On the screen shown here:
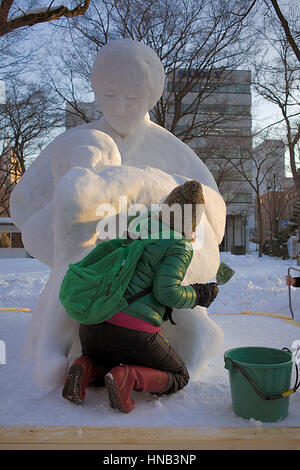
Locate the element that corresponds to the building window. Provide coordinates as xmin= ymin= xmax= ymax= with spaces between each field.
xmin=205 ymin=127 xmax=251 ymax=137
xmin=168 ymin=103 xmax=251 ymax=115
xmin=167 ymin=81 xmax=250 ymax=94
xmin=0 ymin=232 xmax=10 ymax=247
xmin=0 ymin=232 xmax=23 ymax=248
xmin=212 ymin=169 xmax=252 ymax=181
xmin=174 ymin=124 xmax=251 ymax=137
xmin=222 ymin=192 xmax=252 ymax=203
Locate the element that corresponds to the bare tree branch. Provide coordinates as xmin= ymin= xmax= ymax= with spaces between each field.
xmin=269 ymin=0 xmax=300 ymax=62
xmin=0 ymin=0 xmax=90 ymax=37
xmin=0 ymin=79 xmax=63 ymax=182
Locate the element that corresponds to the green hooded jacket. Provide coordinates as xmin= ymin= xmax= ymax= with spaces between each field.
xmin=122 ymin=215 xmax=197 ymax=326
xmin=59 ymin=213 xmax=197 ymax=326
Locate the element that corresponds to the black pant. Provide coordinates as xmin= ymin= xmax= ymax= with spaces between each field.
xmin=79 ymin=322 xmax=189 ymax=394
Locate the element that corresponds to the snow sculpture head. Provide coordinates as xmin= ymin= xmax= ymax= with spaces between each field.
xmin=91 ymin=39 xmax=165 ymax=136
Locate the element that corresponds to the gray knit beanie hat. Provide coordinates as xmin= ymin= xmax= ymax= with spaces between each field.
xmin=159 ymin=180 xmax=205 ymax=238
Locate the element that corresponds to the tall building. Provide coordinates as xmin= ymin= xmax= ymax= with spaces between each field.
xmin=259 ymin=177 xmax=299 ymax=240
xmin=253 ymin=140 xmax=286 ymax=241
xmin=164 ymin=69 xmax=252 ymax=251
xmin=253 ymin=140 xmax=285 ymax=194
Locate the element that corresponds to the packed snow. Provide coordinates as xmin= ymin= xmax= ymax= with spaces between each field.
xmin=0 ymin=247 xmax=299 ymax=428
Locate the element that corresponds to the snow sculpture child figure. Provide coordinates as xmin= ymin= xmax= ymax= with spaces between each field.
xmin=62 ymin=181 xmax=219 ymax=412
xmin=10 ymin=39 xmax=226 ymax=390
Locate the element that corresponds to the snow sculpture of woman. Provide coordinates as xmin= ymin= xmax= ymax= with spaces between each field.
xmin=10 ymin=39 xmax=226 ymax=390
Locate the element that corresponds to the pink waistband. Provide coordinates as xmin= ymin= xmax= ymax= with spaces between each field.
xmin=107 ymin=311 xmax=161 ymax=333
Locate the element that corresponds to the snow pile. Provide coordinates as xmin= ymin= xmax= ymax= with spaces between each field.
xmin=0 ymin=251 xmax=299 ymax=428
xmin=210 ymin=248 xmax=300 ymax=317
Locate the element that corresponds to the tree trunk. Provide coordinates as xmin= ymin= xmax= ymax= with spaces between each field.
xmin=257 ymin=199 xmax=264 ymax=257
xmin=288 ymin=139 xmax=300 ymax=233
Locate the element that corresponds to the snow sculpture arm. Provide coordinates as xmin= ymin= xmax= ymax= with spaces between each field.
xmin=50 ymin=130 xmax=121 ymax=184
xmin=9 ymin=129 xmax=121 ymax=267
xmin=10 ymin=128 xmax=121 ymax=229
xmin=10 ymin=144 xmax=54 ymax=230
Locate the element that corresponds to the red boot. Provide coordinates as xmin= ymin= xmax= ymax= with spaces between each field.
xmin=104 ymin=364 xmax=170 ymax=413
xmin=62 ymin=356 xmax=106 ymax=404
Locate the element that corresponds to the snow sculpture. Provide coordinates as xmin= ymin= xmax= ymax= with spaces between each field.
xmin=10 ymin=39 xmax=226 ymax=390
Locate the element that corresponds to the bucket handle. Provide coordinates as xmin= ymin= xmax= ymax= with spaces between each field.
xmin=224 ymin=348 xmax=300 ymax=401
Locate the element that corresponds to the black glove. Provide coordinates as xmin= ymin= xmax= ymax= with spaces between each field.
xmin=191 ymin=282 xmax=219 ymax=308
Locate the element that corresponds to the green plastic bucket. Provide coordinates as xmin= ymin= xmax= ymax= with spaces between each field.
xmin=224 ymin=347 xmax=294 ymax=422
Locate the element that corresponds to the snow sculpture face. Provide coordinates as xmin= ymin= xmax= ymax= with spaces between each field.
xmin=91 ymin=40 xmax=165 ymax=136
xmin=96 ymin=62 xmax=150 ymax=137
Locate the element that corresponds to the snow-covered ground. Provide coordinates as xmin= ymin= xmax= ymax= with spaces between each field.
xmin=0 ymin=248 xmax=299 ymax=428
